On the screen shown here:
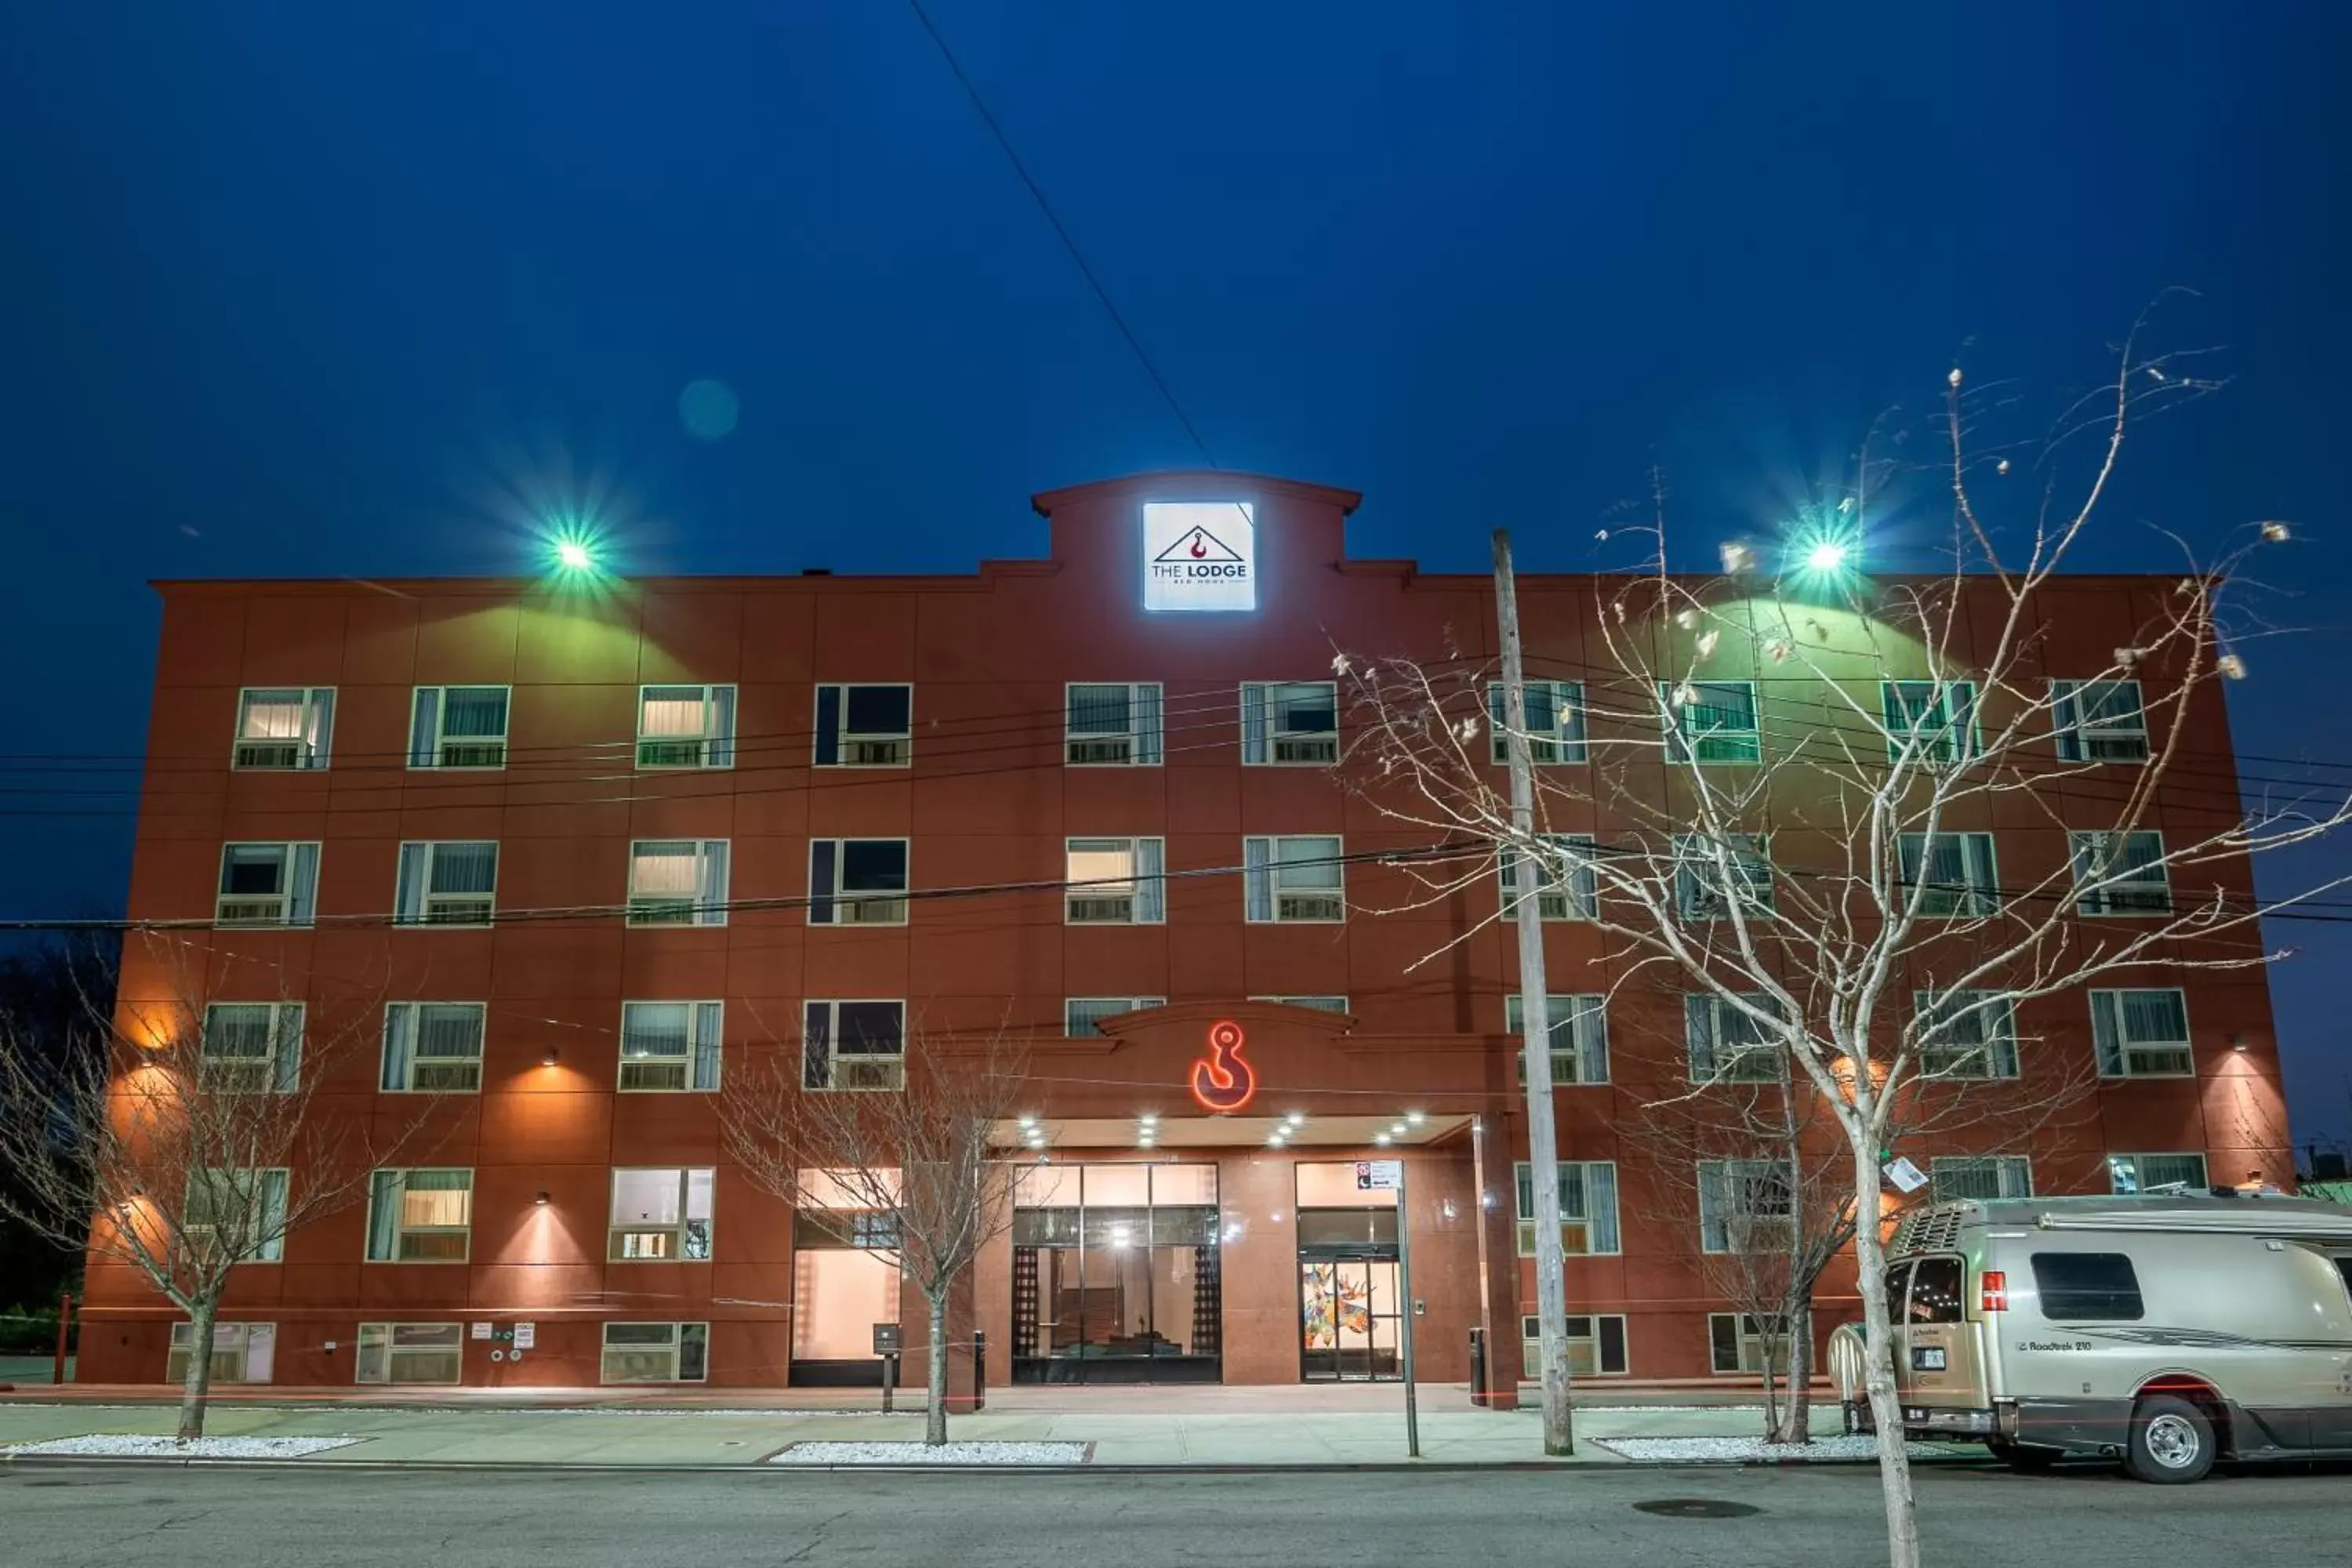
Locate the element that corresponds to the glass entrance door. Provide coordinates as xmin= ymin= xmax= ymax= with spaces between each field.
xmin=1010 ymin=1163 xmax=1222 ymax=1385
xmin=1300 ymin=1257 xmax=1402 ymax=1381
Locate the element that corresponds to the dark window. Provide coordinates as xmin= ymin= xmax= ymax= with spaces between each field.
xmin=2332 ymin=1257 xmax=2351 ymax=1301
xmin=837 ymin=1002 xmax=904 ymax=1056
xmin=1884 ymin=1261 xmax=1912 ymax=1325
xmin=844 ymin=684 xmax=910 ymax=735
xmin=793 ymin=1210 xmax=899 ymax=1249
xmin=2030 ymin=1251 xmax=2144 ymax=1321
xmin=841 ymin=840 xmax=907 ymax=891
xmin=1907 ymin=1257 xmax=1965 ymax=1324
xmin=1595 ymin=1315 xmax=1628 ymax=1375
xmin=1296 ymin=1209 xmax=1399 ymax=1250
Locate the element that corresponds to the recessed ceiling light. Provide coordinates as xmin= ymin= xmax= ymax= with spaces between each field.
xmin=1404 ymin=1111 xmax=1425 ymax=1126
xmin=1373 ymin=1134 xmax=1392 ymax=1146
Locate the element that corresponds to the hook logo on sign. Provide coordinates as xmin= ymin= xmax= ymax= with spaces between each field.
xmin=1143 ymin=502 xmax=1257 ymax=612
xmin=1189 ymin=1019 xmax=1257 ymax=1112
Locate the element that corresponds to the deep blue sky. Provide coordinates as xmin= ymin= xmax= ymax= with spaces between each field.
xmin=4 ymin=3 xmax=2349 ymax=1144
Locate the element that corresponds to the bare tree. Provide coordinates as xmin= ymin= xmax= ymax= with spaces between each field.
xmin=721 ymin=1019 xmax=1028 ymax=1446
xmin=0 ymin=933 xmax=434 ymax=1440
xmin=1340 ymin=311 xmax=2340 ymax=1567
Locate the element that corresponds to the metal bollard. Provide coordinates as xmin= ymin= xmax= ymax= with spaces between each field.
xmin=973 ymin=1330 xmax=987 ymax=1412
xmin=1468 ymin=1327 xmax=1488 ymax=1408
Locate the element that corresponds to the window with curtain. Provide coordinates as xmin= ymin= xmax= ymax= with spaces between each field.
xmin=1064 ymin=997 xmax=1167 ymax=1036
xmin=608 ymin=1168 xmax=715 ymax=1261
xmin=636 ymin=684 xmax=736 ymax=768
xmin=2053 ymin=679 xmax=2150 ymax=762
xmin=2089 ymin=988 xmax=2193 ymax=1076
xmin=1912 ymin=990 xmax=2020 ymax=1079
xmin=216 ymin=841 xmax=320 ymax=927
xmin=1486 ymin=680 xmax=1588 ymax=765
xmin=1898 ymin=833 xmax=2000 ymax=917
xmin=1512 ymin=1160 xmax=1621 ymax=1254
xmin=408 ymin=685 xmax=511 ymax=768
xmin=394 ymin=841 xmax=498 ymax=926
xmin=1064 ymin=837 xmax=1165 ymax=924
xmin=366 ymin=1169 xmax=474 ymax=1261
xmin=1243 ymin=834 xmax=1345 ymax=922
xmin=185 ymin=1167 xmax=290 ymax=1262
xmin=2107 ymin=1152 xmax=2209 ymax=1195
xmin=618 ymin=1000 xmax=723 ymax=1091
xmin=380 ymin=1002 xmax=485 ymax=1092
xmin=1661 ymin=680 xmax=1761 ymax=764
xmin=1685 ymin=993 xmax=1784 ymax=1083
xmin=1501 ymin=835 xmax=1599 ymax=920
xmin=233 ymin=687 xmax=334 ymax=769
xmin=1505 ymin=993 xmax=1610 ymax=1083
xmin=1930 ymin=1156 xmax=2033 ymax=1202
xmin=1674 ymin=833 xmax=1774 ymax=919
xmin=199 ymin=1002 xmax=303 ymax=1093
xmin=1881 ymin=681 xmax=1978 ymax=764
xmin=1697 ymin=1160 xmax=1794 ymax=1253
xmin=1066 ymin=682 xmax=1164 ymax=765
xmin=1240 ymin=681 xmax=1338 ymax=764
xmin=626 ymin=840 xmax=730 ymax=927
xmin=2070 ymin=830 xmax=2172 ymax=916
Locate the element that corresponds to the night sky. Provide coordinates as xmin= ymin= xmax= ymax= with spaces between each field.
xmin=4 ymin=3 xmax=2348 ymax=1145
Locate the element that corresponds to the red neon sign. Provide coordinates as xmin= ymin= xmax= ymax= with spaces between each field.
xmin=1189 ymin=1019 xmax=1257 ymax=1112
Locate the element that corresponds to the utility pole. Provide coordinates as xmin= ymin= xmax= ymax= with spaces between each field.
xmin=1493 ymin=528 xmax=1573 ymax=1456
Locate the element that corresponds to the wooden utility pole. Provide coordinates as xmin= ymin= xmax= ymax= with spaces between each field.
xmin=1493 ymin=528 xmax=1574 ymax=1455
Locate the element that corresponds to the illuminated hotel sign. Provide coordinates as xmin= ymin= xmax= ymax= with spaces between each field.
xmin=1143 ymin=501 xmax=1257 ymax=612
xmin=1189 ymin=1020 xmax=1257 ymax=1112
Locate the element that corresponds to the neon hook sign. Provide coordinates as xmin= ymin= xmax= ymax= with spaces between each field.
xmin=1189 ymin=1019 xmax=1257 ymax=1112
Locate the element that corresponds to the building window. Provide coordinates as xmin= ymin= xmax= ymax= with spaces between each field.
xmin=814 ymin=683 xmax=911 ymax=767
xmin=1487 ymin=680 xmax=1586 ymax=765
xmin=2070 ymin=831 xmax=2171 ymax=916
xmin=2089 ymin=989 xmax=2193 ymax=1077
xmin=637 ymin=684 xmax=736 ymax=768
xmin=609 ymin=1167 xmax=715 ymax=1261
xmin=1662 ymin=680 xmax=1761 ymax=764
xmin=2109 ymin=1152 xmax=2209 ymax=1195
xmin=408 ymin=685 xmax=510 ymax=770
xmin=1067 ymin=682 xmax=1164 ymax=765
xmin=1698 ymin=1160 xmax=1793 ymax=1254
xmin=1882 ymin=681 xmax=1978 ymax=764
xmin=1897 ymin=833 xmax=1999 ymax=918
xmin=1505 ymin=994 xmax=1610 ymax=1084
xmin=215 ymin=842 xmax=320 ymax=927
xmin=1913 ymin=990 xmax=2019 ymax=1079
xmin=232 ymin=687 xmax=334 ymax=770
xmin=394 ymin=841 xmax=498 ymax=927
xmin=380 ymin=1002 xmax=486 ymax=1093
xmin=199 ymin=1002 xmax=303 ymax=1093
xmin=602 ymin=1322 xmax=710 ymax=1384
xmin=619 ymin=1000 xmax=723 ymax=1091
xmin=355 ymin=1322 xmax=463 ymax=1385
xmin=1240 ymin=681 xmax=1338 ymax=765
xmin=808 ymin=839 xmax=909 ymax=925
xmin=2053 ymin=679 xmax=2149 ymax=763
xmin=365 ymin=1169 xmax=474 ymax=1261
xmin=1523 ymin=1313 xmax=1628 ymax=1378
xmin=1674 ymin=833 xmax=1773 ymax=920
xmin=1243 ymin=834 xmax=1345 ymax=923
xmin=1251 ymin=995 xmax=1350 ymax=1014
xmin=1686 ymin=995 xmax=1784 ymax=1084
xmin=1065 ymin=837 xmax=1166 ymax=924
xmin=1708 ymin=1313 xmax=1791 ymax=1375
xmin=1512 ymin=1160 xmax=1621 ymax=1255
xmin=803 ymin=1000 xmax=906 ymax=1091
xmin=1931 ymin=1156 xmax=2033 ymax=1202
xmin=626 ymin=839 xmax=730 ymax=927
xmin=168 ymin=1321 xmax=274 ymax=1385
xmin=185 ymin=1167 xmax=289 ymax=1262
xmin=1501 ymin=835 xmax=1598 ymax=921
xmin=1065 ymin=996 xmax=1167 ymax=1036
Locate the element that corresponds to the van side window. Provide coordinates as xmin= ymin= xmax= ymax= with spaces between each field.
xmin=2030 ymin=1251 xmax=2144 ymax=1321
xmin=1884 ymin=1261 xmax=1911 ymax=1324
xmin=1907 ymin=1258 xmax=1965 ymax=1323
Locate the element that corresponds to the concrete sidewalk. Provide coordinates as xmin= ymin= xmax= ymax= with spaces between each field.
xmin=0 ymin=1390 xmax=1968 ymax=1468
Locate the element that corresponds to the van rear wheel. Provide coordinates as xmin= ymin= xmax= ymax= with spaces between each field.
xmin=1986 ymin=1437 xmax=2057 ymax=1472
xmin=2125 ymin=1395 xmax=2216 ymax=1484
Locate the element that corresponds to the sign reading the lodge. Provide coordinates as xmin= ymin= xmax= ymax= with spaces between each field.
xmin=1143 ymin=500 xmax=1257 ymax=612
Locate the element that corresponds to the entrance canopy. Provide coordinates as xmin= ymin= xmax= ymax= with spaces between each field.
xmin=996 ymin=1112 xmax=1472 ymax=1153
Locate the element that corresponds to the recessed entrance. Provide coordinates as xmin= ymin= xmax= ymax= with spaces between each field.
xmin=1011 ymin=1163 xmax=1222 ymax=1385
xmin=1295 ymin=1161 xmax=1403 ymax=1383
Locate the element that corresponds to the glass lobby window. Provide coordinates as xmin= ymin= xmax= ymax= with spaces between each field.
xmin=232 ymin=687 xmax=334 ymax=769
xmin=1011 ymin=1163 xmax=1221 ymax=1385
xmin=791 ymin=1167 xmax=901 ymax=1386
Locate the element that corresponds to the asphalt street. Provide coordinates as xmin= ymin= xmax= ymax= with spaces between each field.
xmin=3 ymin=1464 xmax=2347 ymax=1567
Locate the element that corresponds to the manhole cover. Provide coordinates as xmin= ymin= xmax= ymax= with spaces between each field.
xmin=1633 ymin=1498 xmax=1762 ymax=1519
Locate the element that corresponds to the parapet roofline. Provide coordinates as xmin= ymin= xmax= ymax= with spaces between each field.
xmin=1029 ymin=469 xmax=1363 ymax=517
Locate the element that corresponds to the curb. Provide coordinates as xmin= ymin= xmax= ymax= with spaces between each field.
xmin=0 ymin=1452 xmax=1990 ymax=1477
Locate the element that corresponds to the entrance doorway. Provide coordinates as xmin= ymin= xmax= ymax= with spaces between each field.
xmin=1299 ymin=1256 xmax=1402 ymax=1381
xmin=1294 ymin=1162 xmax=1405 ymax=1383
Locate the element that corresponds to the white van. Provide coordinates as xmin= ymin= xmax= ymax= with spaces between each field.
xmin=1881 ymin=1193 xmax=2352 ymax=1482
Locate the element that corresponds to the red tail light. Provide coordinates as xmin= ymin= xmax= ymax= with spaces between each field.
xmin=1980 ymin=1270 xmax=2008 ymax=1312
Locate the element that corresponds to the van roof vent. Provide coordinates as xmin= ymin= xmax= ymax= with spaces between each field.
xmin=1893 ymin=1204 xmax=1965 ymax=1257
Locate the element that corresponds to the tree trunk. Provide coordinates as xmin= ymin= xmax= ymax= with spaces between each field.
xmin=924 ymin=1291 xmax=949 ymax=1447
xmin=1850 ymin=1145 xmax=1920 ymax=1568
xmin=177 ymin=1296 xmax=218 ymax=1443
xmin=1779 ymin=1300 xmax=1814 ymax=1446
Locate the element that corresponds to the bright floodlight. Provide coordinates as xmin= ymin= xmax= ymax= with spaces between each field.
xmin=557 ymin=539 xmax=595 ymax=571
xmin=1806 ymin=540 xmax=1848 ymax=571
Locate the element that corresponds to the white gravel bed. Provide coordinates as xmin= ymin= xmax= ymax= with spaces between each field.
xmin=2 ymin=1434 xmax=362 ymax=1458
xmin=771 ymin=1439 xmax=1089 ymax=1466
xmin=1595 ymin=1434 xmax=1950 ymax=1463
